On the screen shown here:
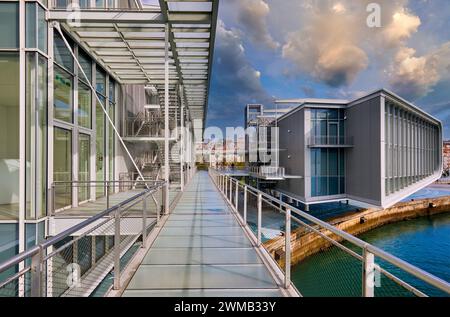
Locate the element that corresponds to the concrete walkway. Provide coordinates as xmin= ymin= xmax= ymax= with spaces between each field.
xmin=122 ymin=171 xmax=283 ymax=297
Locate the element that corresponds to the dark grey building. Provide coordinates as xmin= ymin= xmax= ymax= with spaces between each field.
xmin=247 ymin=89 xmax=443 ymax=208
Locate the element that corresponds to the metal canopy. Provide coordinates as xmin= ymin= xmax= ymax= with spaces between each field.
xmin=48 ymin=0 xmax=219 ymax=135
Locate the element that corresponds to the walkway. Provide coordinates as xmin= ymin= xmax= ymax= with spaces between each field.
xmin=122 ymin=171 xmax=284 ymax=297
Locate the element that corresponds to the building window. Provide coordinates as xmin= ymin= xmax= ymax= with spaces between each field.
xmin=54 ymin=128 xmax=72 ymax=210
xmin=0 ymin=2 xmax=19 ymax=49
xmin=0 ymin=53 xmax=20 ymax=220
xmin=54 ymin=66 xmax=73 ymax=123
xmin=311 ymin=109 xmax=346 ymax=145
xmin=78 ymin=81 xmax=92 ymax=129
xmin=26 ymin=3 xmax=47 ymax=53
xmin=78 ymin=50 xmax=92 ymax=83
xmin=26 ymin=53 xmax=48 ymax=220
xmin=78 ymin=134 xmax=90 ymax=203
xmin=96 ymin=68 xmax=106 ymax=95
xmin=96 ymin=97 xmax=105 ymax=198
xmin=54 ymin=32 xmax=74 ymax=72
xmin=384 ymin=101 xmax=440 ymax=196
xmin=311 ymin=148 xmax=345 ymax=197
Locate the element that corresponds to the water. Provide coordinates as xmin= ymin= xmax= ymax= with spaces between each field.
xmin=291 ymin=212 xmax=450 ymax=297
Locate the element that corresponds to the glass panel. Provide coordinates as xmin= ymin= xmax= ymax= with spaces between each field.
xmin=26 ymin=3 xmax=37 ymax=48
xmin=37 ymin=5 xmax=47 ymax=54
xmin=78 ymin=81 xmax=91 ymax=129
xmin=109 ymin=79 xmax=115 ymax=102
xmin=96 ymin=0 xmax=105 ymax=8
xmin=95 ymin=236 xmax=105 ymax=262
xmin=109 ymin=102 xmax=115 ymax=181
xmin=77 ymin=236 xmax=92 ymax=276
xmin=78 ymin=134 xmax=90 ymax=203
xmin=26 ymin=53 xmax=48 ymax=220
xmin=0 ymin=224 xmax=19 ymax=287
xmin=96 ymin=68 xmax=106 ymax=95
xmin=0 ymin=53 xmax=20 ymax=220
xmin=0 ymin=2 xmax=19 ymax=48
xmin=54 ymin=66 xmax=73 ymax=123
xmin=96 ymin=98 xmax=105 ymax=198
xmin=54 ymin=128 xmax=72 ymax=210
xmin=79 ymin=0 xmax=90 ymax=9
xmin=54 ymin=32 xmax=73 ymax=72
xmin=78 ymin=50 xmax=92 ymax=83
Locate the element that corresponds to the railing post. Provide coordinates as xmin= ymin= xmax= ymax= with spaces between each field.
xmin=243 ymin=186 xmax=248 ymax=225
xmin=225 ymin=176 xmax=228 ymax=199
xmin=363 ymin=248 xmax=375 ymax=297
xmin=30 ymin=246 xmax=43 ymax=297
xmin=235 ymin=181 xmax=239 ymax=209
xmin=163 ymin=183 xmax=169 ymax=215
xmin=142 ymin=196 xmax=147 ymax=249
xmin=285 ymin=208 xmax=291 ymax=289
xmin=257 ymin=193 xmax=262 ymax=246
xmin=113 ymin=207 xmax=121 ymax=290
xmin=229 ymin=178 xmax=233 ymax=201
xmin=106 ymin=181 xmax=110 ymax=209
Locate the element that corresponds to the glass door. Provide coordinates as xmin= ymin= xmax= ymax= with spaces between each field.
xmin=328 ymin=122 xmax=338 ymax=145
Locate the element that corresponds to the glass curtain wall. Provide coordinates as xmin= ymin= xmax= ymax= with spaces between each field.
xmin=26 ymin=53 xmax=48 ymax=219
xmin=0 ymin=2 xmax=19 ymax=222
xmin=78 ymin=134 xmax=90 ymax=203
xmin=311 ymin=148 xmax=345 ymax=197
xmin=53 ymin=128 xmax=72 ymax=210
xmin=384 ymin=101 xmax=441 ymax=196
xmin=95 ymin=68 xmax=106 ymax=198
xmin=109 ymin=80 xmax=116 ymax=183
xmin=311 ymin=109 xmax=345 ymax=145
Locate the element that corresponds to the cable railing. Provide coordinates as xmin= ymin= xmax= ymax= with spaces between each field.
xmin=0 ymin=181 xmax=167 ymax=297
xmin=209 ymin=169 xmax=450 ymax=297
xmin=249 ymin=166 xmax=285 ymax=179
xmin=49 ymin=180 xmax=165 ymax=216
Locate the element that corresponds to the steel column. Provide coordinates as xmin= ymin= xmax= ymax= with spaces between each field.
xmin=142 ymin=196 xmax=147 ymax=248
xmin=164 ymin=23 xmax=170 ymax=214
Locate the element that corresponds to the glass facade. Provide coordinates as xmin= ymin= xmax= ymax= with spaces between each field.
xmin=54 ymin=128 xmax=72 ymax=210
xmin=78 ymin=81 xmax=92 ymax=129
xmin=311 ymin=148 xmax=345 ymax=197
xmin=26 ymin=53 xmax=48 ymax=219
xmin=0 ymin=53 xmax=20 ymax=220
xmin=310 ymin=109 xmax=345 ymax=145
xmin=0 ymin=2 xmax=19 ymax=48
xmin=26 ymin=2 xmax=47 ymax=54
xmin=96 ymin=98 xmax=105 ymax=198
xmin=54 ymin=66 xmax=73 ymax=123
xmin=384 ymin=101 xmax=441 ymax=196
xmin=78 ymin=134 xmax=90 ymax=203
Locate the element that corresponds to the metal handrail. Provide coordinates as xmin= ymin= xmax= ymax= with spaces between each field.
xmin=210 ymin=169 xmax=450 ymax=296
xmin=0 ymin=181 xmax=166 ymax=278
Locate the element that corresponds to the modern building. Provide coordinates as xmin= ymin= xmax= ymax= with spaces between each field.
xmin=246 ymin=89 xmax=443 ymax=209
xmin=0 ymin=0 xmax=218 ymax=280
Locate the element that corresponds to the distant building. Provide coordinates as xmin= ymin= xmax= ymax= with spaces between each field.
xmin=245 ymin=89 xmax=443 ymax=209
xmin=443 ymin=141 xmax=450 ymax=173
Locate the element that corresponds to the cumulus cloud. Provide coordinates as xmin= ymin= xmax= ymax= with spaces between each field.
xmin=282 ymin=5 xmax=369 ymax=87
xmin=235 ymin=0 xmax=279 ymax=50
xmin=389 ymin=43 xmax=450 ymax=99
xmin=382 ymin=10 xmax=421 ymax=47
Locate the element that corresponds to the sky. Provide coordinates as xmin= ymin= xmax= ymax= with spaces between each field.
xmin=205 ymin=0 xmax=450 ymax=138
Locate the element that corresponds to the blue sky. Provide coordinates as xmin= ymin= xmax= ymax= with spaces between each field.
xmin=206 ymin=0 xmax=450 ymax=138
